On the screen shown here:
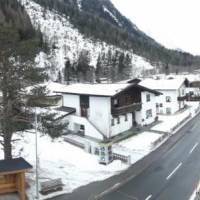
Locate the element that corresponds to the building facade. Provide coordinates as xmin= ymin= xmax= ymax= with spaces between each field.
xmin=140 ymin=78 xmax=187 ymax=115
xmin=54 ymin=83 xmax=160 ymax=141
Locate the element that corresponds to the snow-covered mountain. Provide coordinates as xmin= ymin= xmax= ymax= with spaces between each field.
xmin=18 ymin=0 xmax=156 ymax=81
xmin=17 ymin=0 xmax=200 ymax=81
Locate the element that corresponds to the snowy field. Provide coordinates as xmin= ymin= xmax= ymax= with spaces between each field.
xmin=151 ymin=102 xmax=200 ymax=133
xmin=0 ymin=132 xmax=127 ymax=199
xmin=0 ymin=131 xmax=164 ymax=199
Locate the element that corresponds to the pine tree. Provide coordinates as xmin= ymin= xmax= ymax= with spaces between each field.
xmin=57 ymin=71 xmax=62 ymax=83
xmin=95 ymin=54 xmax=102 ymax=83
xmin=0 ymin=1 xmax=47 ymax=159
xmin=64 ymin=60 xmax=71 ymax=85
xmin=77 ymin=50 xmax=90 ymax=82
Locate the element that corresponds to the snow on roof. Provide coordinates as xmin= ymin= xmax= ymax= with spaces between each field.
xmin=166 ymin=74 xmax=200 ymax=82
xmin=34 ymin=106 xmax=74 ymax=120
xmin=139 ymin=78 xmax=185 ymax=90
xmin=53 ymin=83 xmax=131 ymax=96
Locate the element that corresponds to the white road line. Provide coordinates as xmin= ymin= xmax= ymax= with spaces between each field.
xmin=145 ymin=194 xmax=152 ymax=200
xmin=166 ymin=162 xmax=182 ymax=180
xmin=189 ymin=142 xmax=199 ymax=154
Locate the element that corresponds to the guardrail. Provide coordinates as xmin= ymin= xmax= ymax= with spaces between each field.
xmin=151 ymin=133 xmax=170 ymax=148
xmin=112 ymin=153 xmax=131 ymax=164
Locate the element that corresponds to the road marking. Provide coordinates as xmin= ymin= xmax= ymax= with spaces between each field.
xmin=145 ymin=194 xmax=152 ymax=200
xmin=189 ymin=142 xmax=199 ymax=154
xmin=166 ymin=162 xmax=182 ymax=180
xmin=116 ymin=191 xmax=138 ymax=199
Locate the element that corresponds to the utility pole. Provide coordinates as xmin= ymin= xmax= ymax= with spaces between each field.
xmin=35 ymin=107 xmax=39 ymax=200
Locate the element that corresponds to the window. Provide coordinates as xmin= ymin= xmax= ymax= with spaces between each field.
xmin=146 ymin=109 xmax=152 ymax=119
xmin=124 ymin=114 xmax=128 ymax=121
xmin=95 ymin=148 xmax=100 ymax=155
xmin=114 ymin=98 xmax=119 ymax=106
xmin=166 ymin=107 xmax=171 ymax=114
xmin=160 ymin=103 xmax=163 ymax=107
xmin=156 ymin=103 xmax=159 ymax=108
xmin=111 ymin=118 xmax=115 ymax=126
xmin=166 ymin=96 xmax=171 ymax=102
xmin=117 ymin=116 xmax=120 ymax=124
xmin=146 ymin=94 xmax=151 ymax=102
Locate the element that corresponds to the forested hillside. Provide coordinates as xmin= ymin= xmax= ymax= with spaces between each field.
xmin=0 ymin=0 xmax=44 ymax=60
xmin=32 ymin=0 xmax=200 ymax=69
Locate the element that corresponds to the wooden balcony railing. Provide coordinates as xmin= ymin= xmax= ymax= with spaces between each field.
xmin=111 ymin=103 xmax=142 ymax=116
xmin=177 ymin=96 xmax=187 ymax=101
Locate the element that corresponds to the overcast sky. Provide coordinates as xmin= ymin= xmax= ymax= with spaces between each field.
xmin=111 ymin=0 xmax=200 ymax=55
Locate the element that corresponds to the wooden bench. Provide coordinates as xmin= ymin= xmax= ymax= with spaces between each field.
xmin=40 ymin=178 xmax=63 ymax=195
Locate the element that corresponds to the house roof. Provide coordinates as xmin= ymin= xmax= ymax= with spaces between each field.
xmin=34 ymin=106 xmax=75 ymax=120
xmin=53 ymin=83 xmax=162 ymax=97
xmin=139 ymin=78 xmax=186 ymax=90
xmin=53 ymin=83 xmax=131 ymax=97
xmin=0 ymin=157 xmax=32 ymax=174
xmin=54 ymin=106 xmax=76 ymax=120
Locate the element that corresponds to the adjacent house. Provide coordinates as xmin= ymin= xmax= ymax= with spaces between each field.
xmin=54 ymin=83 xmax=161 ymax=141
xmin=139 ymin=78 xmax=187 ymax=114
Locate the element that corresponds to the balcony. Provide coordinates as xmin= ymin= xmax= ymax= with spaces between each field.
xmin=111 ymin=103 xmax=142 ymax=116
xmin=177 ymin=96 xmax=187 ymax=101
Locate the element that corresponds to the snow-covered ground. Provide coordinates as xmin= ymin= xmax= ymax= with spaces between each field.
xmin=151 ymin=102 xmax=200 ymax=133
xmin=18 ymin=0 xmax=155 ymax=80
xmin=0 ymin=132 xmax=127 ymax=199
xmin=0 ymin=100 xmax=199 ymax=198
xmin=0 ymin=130 xmax=163 ymax=198
xmin=113 ymin=131 xmax=163 ymax=164
xmin=118 ymin=131 xmax=161 ymax=152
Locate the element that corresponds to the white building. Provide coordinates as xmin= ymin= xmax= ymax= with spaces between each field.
xmin=139 ymin=78 xmax=187 ymax=114
xmin=54 ymin=83 xmax=160 ymax=141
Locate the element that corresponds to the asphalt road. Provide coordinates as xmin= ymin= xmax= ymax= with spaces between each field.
xmin=101 ymin=116 xmax=200 ymax=200
xmin=48 ymin=114 xmax=200 ymax=200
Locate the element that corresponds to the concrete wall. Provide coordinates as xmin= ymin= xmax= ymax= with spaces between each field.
xmin=110 ymin=113 xmax=132 ymax=137
xmin=67 ymin=115 xmax=104 ymax=141
xmin=135 ymin=91 xmax=157 ymax=126
xmin=63 ymin=94 xmax=80 ymax=115
xmin=89 ymin=96 xmax=111 ymax=138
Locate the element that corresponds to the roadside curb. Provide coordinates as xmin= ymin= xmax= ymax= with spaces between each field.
xmin=189 ymin=180 xmax=200 ymax=200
